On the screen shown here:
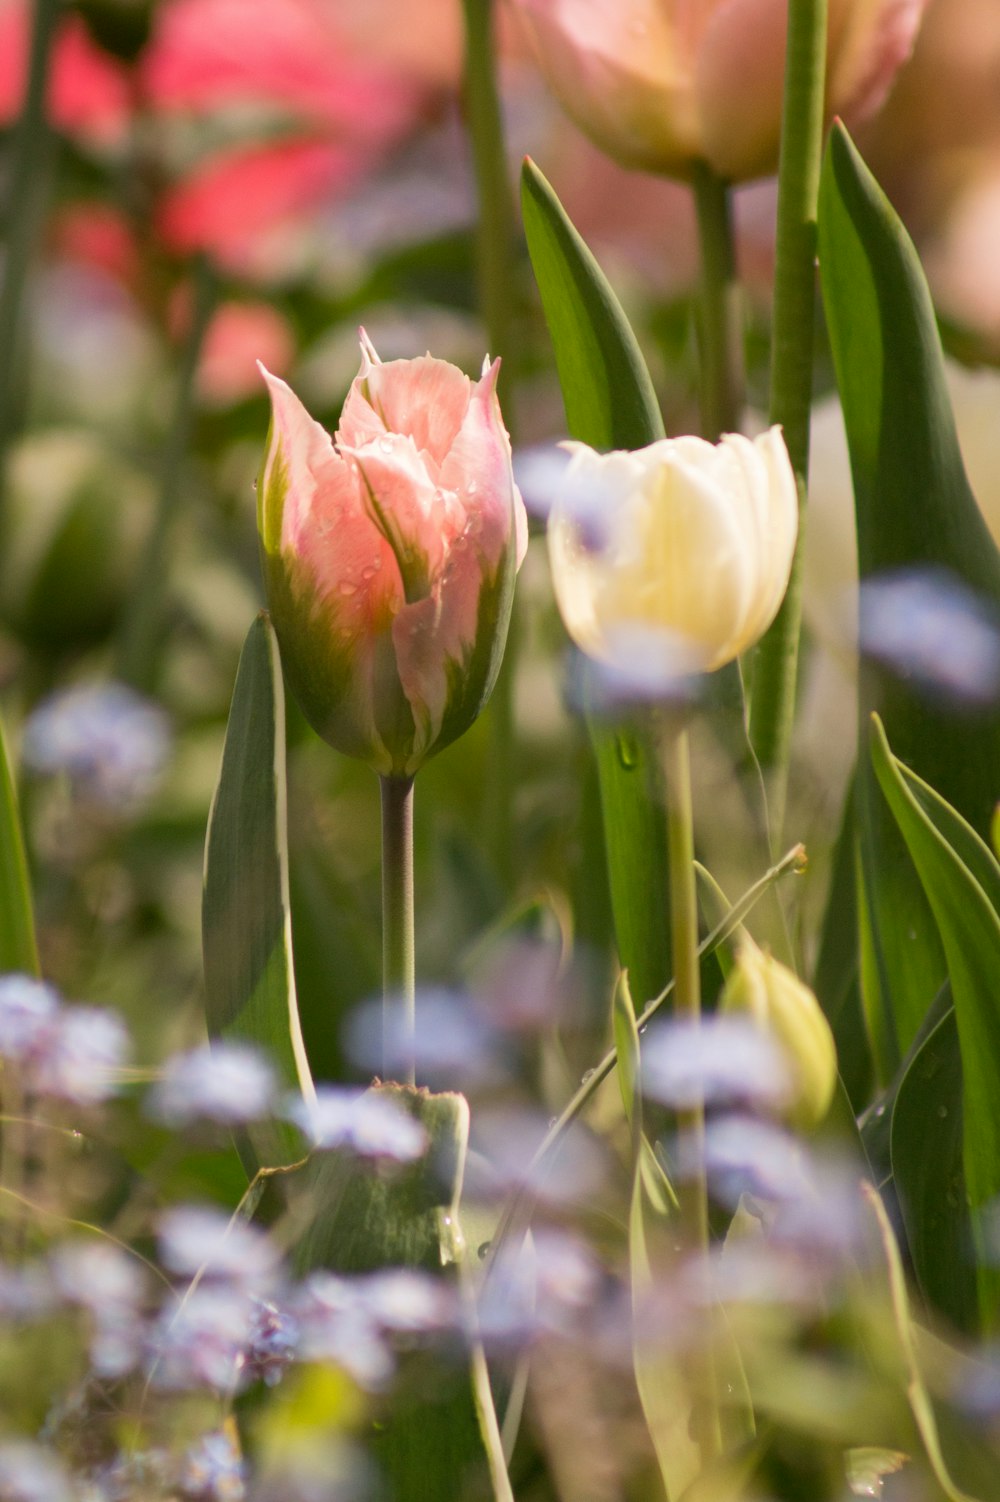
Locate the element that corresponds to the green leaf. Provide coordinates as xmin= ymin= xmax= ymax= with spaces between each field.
xmin=813 ymin=777 xmax=872 ymax=1111
xmin=818 ymin=123 xmax=1000 ymax=1082
xmin=890 ymin=1007 xmax=976 ymax=1335
xmin=297 ymin=1086 xmax=507 ymax=1502
xmin=203 ymin=613 xmax=313 ymax=1170
xmin=521 ymin=159 xmax=671 ymax=1005
xmin=0 ymin=717 xmax=39 ymax=976
xmin=870 ymin=715 xmax=1000 ymax=1328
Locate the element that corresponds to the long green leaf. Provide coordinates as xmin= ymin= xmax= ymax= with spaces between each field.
xmin=0 ymin=717 xmax=39 ymax=976
xmin=521 ymin=158 xmax=671 ymax=1005
xmin=890 ymin=1007 xmax=976 ymax=1335
xmin=203 ymin=613 xmax=313 ymax=1168
xmin=818 ymin=123 xmax=1000 ymax=1081
xmin=870 ymin=715 xmax=1000 ymax=1329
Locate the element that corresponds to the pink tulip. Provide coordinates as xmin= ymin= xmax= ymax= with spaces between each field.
xmin=0 ymin=1 xmax=130 ymax=147
xmin=509 ymin=0 xmax=930 ymax=181
xmin=257 ymin=335 xmax=528 ymax=775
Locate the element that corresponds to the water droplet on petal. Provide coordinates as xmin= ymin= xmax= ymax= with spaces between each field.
xmin=466 ymin=480 xmax=478 ymax=496
xmin=338 ymin=580 xmax=358 ymax=597
xmin=938 ymin=1105 xmax=949 ymax=1119
xmin=378 ymin=437 xmax=393 ymax=455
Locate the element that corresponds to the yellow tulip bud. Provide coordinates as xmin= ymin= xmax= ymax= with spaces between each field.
xmin=720 ymin=940 xmax=837 ymax=1131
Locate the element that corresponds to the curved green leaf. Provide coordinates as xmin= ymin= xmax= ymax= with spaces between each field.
xmin=203 ymin=613 xmax=313 ymax=1169
xmin=0 ymin=717 xmax=39 ymax=976
xmin=818 ymin=122 xmax=1000 ymax=1079
xmin=521 ymin=159 xmax=671 ymax=1005
xmin=870 ymin=715 xmax=1000 ymax=1329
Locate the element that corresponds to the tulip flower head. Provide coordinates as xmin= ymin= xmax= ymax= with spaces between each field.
xmin=510 ymin=0 xmax=929 ymax=181
xmin=257 ymin=334 xmax=527 ymax=775
xmin=547 ymin=427 xmax=797 ymax=689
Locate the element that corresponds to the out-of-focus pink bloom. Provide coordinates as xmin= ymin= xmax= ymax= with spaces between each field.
xmin=49 ymin=203 xmax=141 ymax=289
xmin=197 ymin=301 xmax=295 ymax=406
xmin=0 ymin=0 xmax=130 ymax=146
xmin=509 ymin=0 xmax=930 ymax=181
xmin=257 ymin=333 xmax=528 ymax=775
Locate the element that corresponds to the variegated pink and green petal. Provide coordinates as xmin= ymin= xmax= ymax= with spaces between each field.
xmin=339 ymin=345 xmax=478 ymax=468
xmin=438 ymin=358 xmax=529 ymax=571
xmin=345 ymin=434 xmax=465 ymax=604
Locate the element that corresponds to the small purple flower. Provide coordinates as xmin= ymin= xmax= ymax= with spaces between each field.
xmin=157 ymin=1206 xmax=281 ymax=1293
xmin=245 ymin=1298 xmax=298 ymax=1388
xmin=0 ymin=975 xmax=60 ymax=1064
xmin=641 ymin=1015 xmax=793 ymax=1116
xmin=356 ymin=1269 xmax=456 ymax=1336
xmin=49 ymin=1240 xmax=147 ymax=1378
xmin=0 ymin=1442 xmax=73 ymax=1502
xmin=22 ymin=681 xmax=171 ymax=813
xmin=292 ymin=1274 xmax=393 ymax=1389
xmin=0 ymin=1260 xmax=54 ymax=1322
xmin=148 ymin=1043 xmax=277 ymax=1128
xmin=34 ymin=1005 xmax=129 ymax=1104
xmin=147 ymin=1285 xmax=252 ymax=1392
xmin=179 ymin=1430 xmax=246 ymax=1502
xmin=287 ymin=1087 xmax=427 ymax=1163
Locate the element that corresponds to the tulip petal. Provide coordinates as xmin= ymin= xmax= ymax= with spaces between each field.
xmin=696 ymin=0 xmax=789 ymax=181
xmin=826 ymin=0 xmax=928 ymax=127
xmin=347 ymin=434 xmax=464 ymax=602
xmin=339 ymin=347 xmax=476 ymax=473
xmin=439 ymin=360 xmax=528 ymax=571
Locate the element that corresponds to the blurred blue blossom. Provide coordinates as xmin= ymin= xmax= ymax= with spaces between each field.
xmin=293 ymin=1273 xmax=394 ymax=1389
xmin=344 ymin=989 xmax=505 ymax=1089
xmin=478 ymin=1229 xmax=602 ymax=1348
xmin=859 ymin=567 xmax=1000 ymax=706
xmin=157 ymin=1206 xmax=281 ymax=1293
xmin=0 ymin=975 xmax=60 ymax=1064
xmin=35 ymin=1005 xmax=129 ymax=1104
xmin=50 ymin=1239 xmax=147 ymax=1378
xmin=22 ymin=681 xmax=171 ymax=813
xmin=148 ymin=1043 xmax=277 ymax=1128
xmin=287 ymin=1087 xmax=427 ymax=1161
xmin=147 ymin=1284 xmax=253 ymax=1392
xmin=179 ymin=1430 xmax=246 ymax=1502
xmin=677 ymin=1114 xmax=810 ymax=1206
xmin=0 ymin=1260 xmax=53 ymax=1322
xmin=0 ymin=1442 xmax=73 ymax=1502
xmin=465 ymin=1108 xmax=606 ymax=1207
xmin=642 ymin=1016 xmax=793 ymax=1116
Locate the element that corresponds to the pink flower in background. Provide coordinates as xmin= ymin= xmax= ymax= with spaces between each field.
xmin=0 ymin=0 xmax=130 ymax=145
xmin=197 ymin=301 xmax=294 ymax=406
xmin=509 ymin=0 xmax=930 ymax=181
xmin=257 ymin=333 xmax=528 ymax=775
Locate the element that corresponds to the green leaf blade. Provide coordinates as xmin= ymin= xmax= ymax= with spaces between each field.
xmin=0 ymin=717 xmax=39 ymax=976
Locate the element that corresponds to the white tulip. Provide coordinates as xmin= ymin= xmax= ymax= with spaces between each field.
xmin=547 ymin=427 xmax=798 ymax=680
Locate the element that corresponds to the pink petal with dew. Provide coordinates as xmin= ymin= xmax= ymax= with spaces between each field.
xmin=827 ymin=0 xmax=929 ymax=125
xmin=438 ymin=359 xmax=527 ymax=571
xmin=345 ymin=434 xmax=465 ymax=593
xmin=259 ymin=366 xmax=403 ymax=635
xmin=392 ymin=527 xmax=488 ymax=757
xmin=340 ymin=351 xmax=475 ymax=474
xmin=696 ymin=0 xmax=789 ymax=181
xmin=157 ymin=138 xmax=367 ymax=272
xmin=142 ymin=0 xmax=422 ymax=139
xmin=0 ymin=2 xmax=131 ymax=145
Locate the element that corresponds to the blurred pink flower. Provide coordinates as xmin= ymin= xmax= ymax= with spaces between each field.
xmin=0 ymin=0 xmax=130 ymax=146
xmin=197 ymin=300 xmax=295 ymax=405
xmin=257 ymin=333 xmax=528 ymax=774
xmin=509 ymin=0 xmax=930 ymax=181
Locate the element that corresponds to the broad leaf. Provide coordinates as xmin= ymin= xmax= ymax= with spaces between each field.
xmin=0 ymin=717 xmax=39 ymax=976
xmin=521 ymin=159 xmax=671 ymax=1007
xmin=870 ymin=716 xmax=1000 ymax=1329
xmin=203 ymin=613 xmax=313 ymax=1169
xmin=818 ymin=123 xmax=1000 ymax=1081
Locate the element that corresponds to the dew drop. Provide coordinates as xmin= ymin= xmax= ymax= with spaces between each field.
xmin=466 ymin=480 xmax=478 ymax=496
xmin=581 ymin=1069 xmax=595 ymax=1086
xmin=252 ymin=478 xmax=258 ymax=491
xmin=478 ymin=1241 xmax=492 ymax=1260
xmin=937 ymin=1104 xmax=949 ymax=1119
xmin=616 ymin=733 xmax=640 ymax=769
xmin=378 ymin=436 xmax=393 ymax=455
xmin=338 ymin=580 xmax=358 ymax=597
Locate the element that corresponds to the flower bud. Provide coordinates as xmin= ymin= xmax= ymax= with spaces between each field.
xmin=547 ymin=428 xmax=797 ymax=683
xmin=257 ymin=333 xmax=527 ymax=776
xmin=509 ymin=0 xmax=929 ymax=182
xmin=720 ymin=940 xmax=838 ymax=1130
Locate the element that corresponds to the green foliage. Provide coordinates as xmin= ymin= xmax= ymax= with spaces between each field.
xmin=819 ymin=124 xmax=1000 ymax=1084
xmin=0 ymin=717 xmax=39 ymax=976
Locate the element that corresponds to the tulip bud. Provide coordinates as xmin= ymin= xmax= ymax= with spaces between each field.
xmin=720 ymin=940 xmax=837 ymax=1130
xmin=546 ymin=428 xmax=797 ymax=684
xmin=509 ymin=0 xmax=928 ymax=182
xmin=257 ymin=333 xmax=528 ymax=776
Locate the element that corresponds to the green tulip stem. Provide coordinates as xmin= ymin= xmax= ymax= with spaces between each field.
xmin=748 ymin=0 xmax=829 ymax=820
xmin=691 ymin=161 xmax=743 ymax=441
xmin=380 ymin=774 xmax=416 ymax=1088
xmin=663 ymin=722 xmax=720 ymax=1464
xmin=0 ymin=0 xmax=59 ymax=493
xmin=461 ymin=0 xmax=521 ymax=888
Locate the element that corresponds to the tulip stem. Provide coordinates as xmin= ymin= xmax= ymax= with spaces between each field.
xmin=748 ymin=0 xmax=829 ymax=822
xmin=664 ymin=722 xmax=720 ymax=1466
xmin=691 ymin=162 xmax=743 ymax=441
xmin=461 ymin=0 xmax=521 ymax=889
xmin=379 ymin=774 xmax=416 ymax=1087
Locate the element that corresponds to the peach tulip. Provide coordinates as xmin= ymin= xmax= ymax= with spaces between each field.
xmin=510 ymin=0 xmax=929 ymax=181
xmin=258 ymin=335 xmax=528 ymax=775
